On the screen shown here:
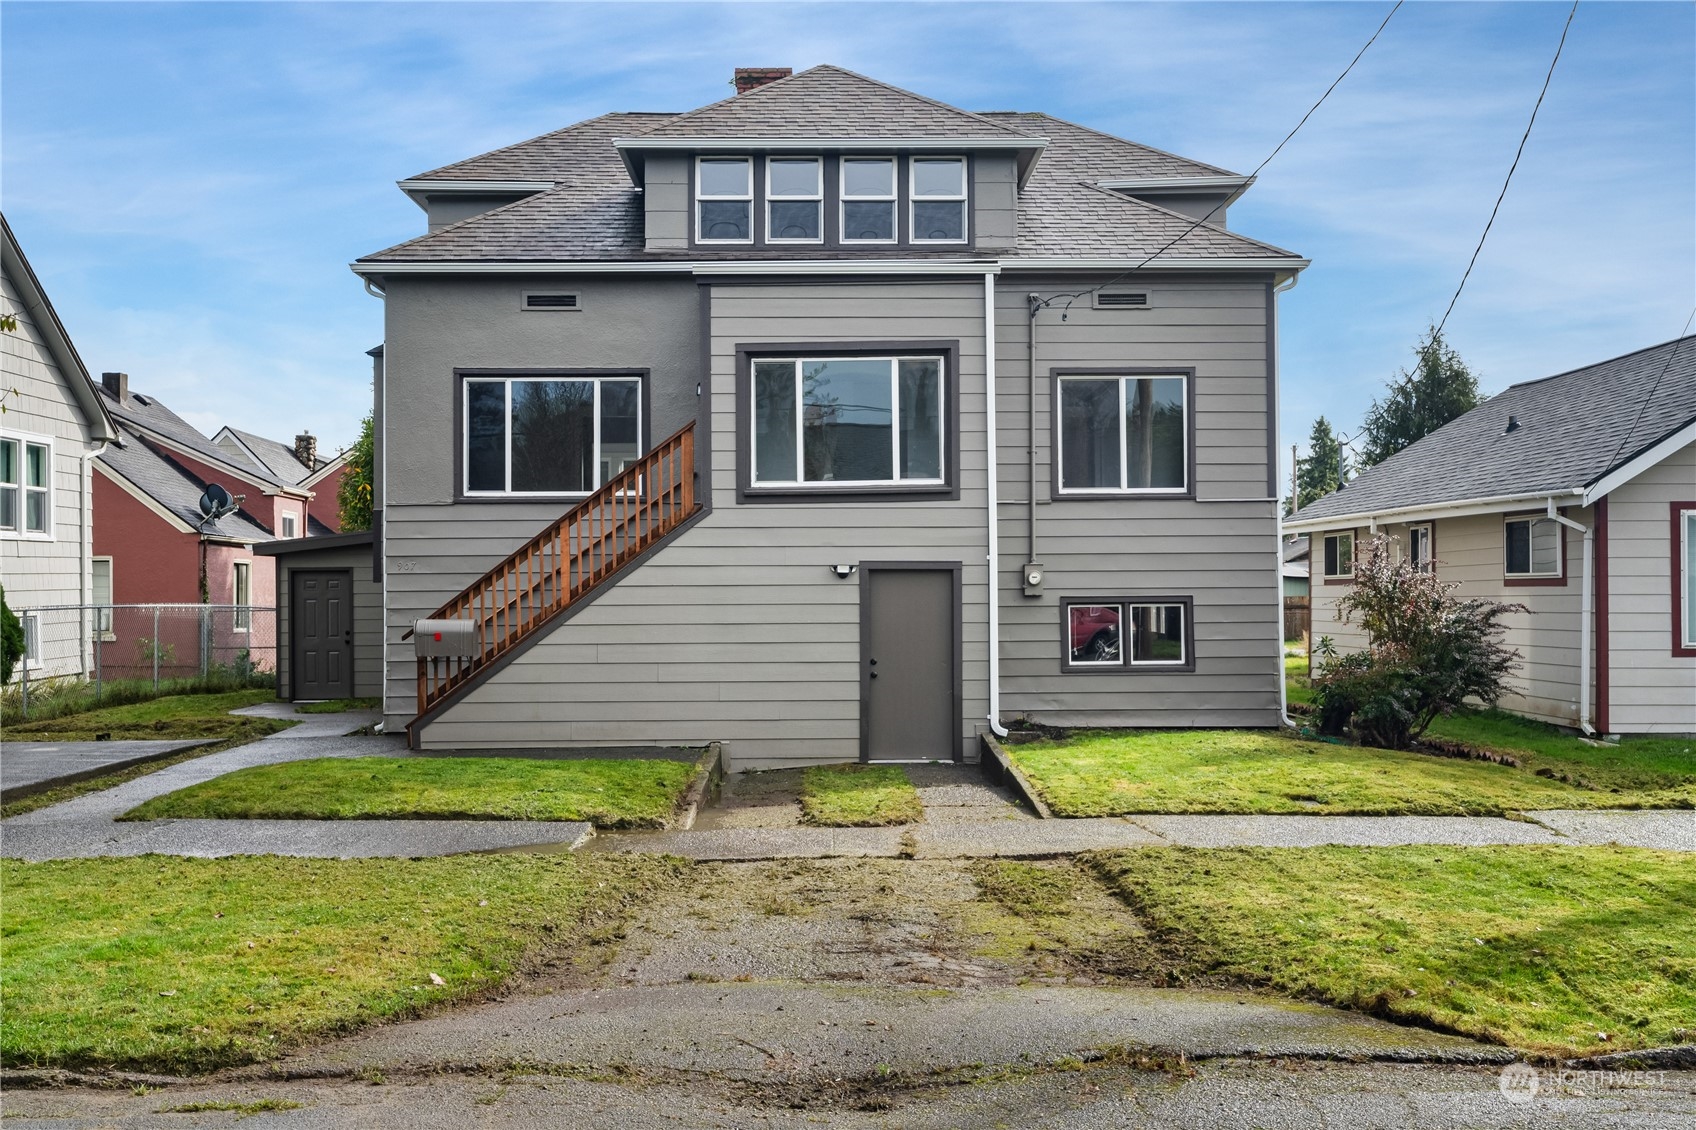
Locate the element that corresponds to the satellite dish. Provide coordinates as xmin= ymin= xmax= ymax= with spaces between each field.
xmin=198 ymin=483 xmax=234 ymax=519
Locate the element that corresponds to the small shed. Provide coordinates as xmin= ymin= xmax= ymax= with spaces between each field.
xmin=255 ymin=531 xmax=382 ymax=701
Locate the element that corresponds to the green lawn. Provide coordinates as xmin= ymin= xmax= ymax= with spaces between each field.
xmin=1284 ymin=653 xmax=1314 ymax=706
xmin=294 ymin=697 xmax=381 ymax=714
xmin=1007 ymin=728 xmax=1645 ymax=817
xmin=3 ymin=689 xmax=287 ymax=742
xmin=0 ymin=854 xmax=685 ymax=1073
xmin=122 ymin=756 xmax=697 ymax=829
xmin=800 ymin=764 xmax=924 ymax=826
xmin=1086 ymin=845 xmax=1696 ymax=1058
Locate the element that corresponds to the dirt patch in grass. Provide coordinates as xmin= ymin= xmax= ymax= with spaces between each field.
xmin=800 ymin=764 xmax=924 ymax=827
xmin=0 ymin=853 xmax=688 ymax=1074
xmin=1424 ymin=710 xmax=1696 ymax=801
xmin=4 ymin=690 xmax=288 ymax=743
xmin=121 ymin=756 xmax=697 ymax=828
xmin=1084 ymin=845 xmax=1696 ymax=1058
xmin=1008 ymin=728 xmax=1653 ymax=817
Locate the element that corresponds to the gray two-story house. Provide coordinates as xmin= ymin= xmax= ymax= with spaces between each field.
xmin=353 ymin=65 xmax=1307 ymax=768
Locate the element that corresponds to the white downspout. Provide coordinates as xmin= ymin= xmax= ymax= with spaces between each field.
xmin=1546 ymin=498 xmax=1595 ymax=735
xmin=984 ymin=271 xmax=1008 ymax=738
xmin=1272 ymin=273 xmax=1299 ymax=728
xmin=79 ymin=440 xmax=108 ymax=676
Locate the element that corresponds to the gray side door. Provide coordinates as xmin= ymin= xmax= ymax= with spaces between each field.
xmin=862 ymin=564 xmax=960 ymax=762
xmin=291 ymin=569 xmax=353 ymax=701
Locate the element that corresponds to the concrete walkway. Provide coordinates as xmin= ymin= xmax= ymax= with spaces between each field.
xmin=0 ymin=708 xmax=592 ymax=861
xmin=1 ymin=738 xmax=215 ymax=796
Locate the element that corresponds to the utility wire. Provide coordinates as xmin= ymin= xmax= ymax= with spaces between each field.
xmin=1037 ymin=0 xmax=1404 ymax=316
xmin=1604 ymin=308 xmax=1696 ymax=470
xmin=1431 ymin=0 xmax=1578 ymax=343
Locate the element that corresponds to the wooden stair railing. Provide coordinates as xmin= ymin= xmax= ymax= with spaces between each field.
xmin=412 ymin=422 xmax=697 ymax=721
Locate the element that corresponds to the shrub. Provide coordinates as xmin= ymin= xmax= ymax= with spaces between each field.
xmin=0 ymin=586 xmax=22 ymax=686
xmin=1312 ymin=535 xmax=1523 ymax=749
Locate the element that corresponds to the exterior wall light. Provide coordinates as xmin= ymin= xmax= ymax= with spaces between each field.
xmin=831 ymin=564 xmax=858 ymax=579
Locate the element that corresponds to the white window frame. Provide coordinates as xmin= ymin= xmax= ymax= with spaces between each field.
xmin=749 ymin=355 xmax=947 ymax=489
xmin=695 ymin=156 xmax=753 ymax=245
xmin=1066 ymin=603 xmax=1123 ymax=668
xmin=839 ymin=156 xmax=898 ymax=245
xmin=1055 ymin=374 xmax=1189 ymax=495
xmin=462 ymin=375 xmax=644 ymax=498
xmin=1323 ymin=531 xmax=1355 ymax=579
xmin=765 ymin=156 xmax=823 ymax=245
xmin=1 ymin=429 xmax=54 ymax=540
xmin=1128 ymin=602 xmax=1188 ymax=667
xmin=1679 ymin=506 xmax=1695 ymax=650
xmin=20 ymin=611 xmax=42 ymax=670
xmin=1407 ymin=524 xmax=1433 ymax=572
xmin=280 ymin=512 xmax=298 ymax=539
xmin=92 ymin=555 xmax=115 ymax=640
xmin=1504 ymin=515 xmax=1562 ymax=579
xmin=233 ymin=561 xmax=252 ymax=633
xmin=908 ymin=156 xmax=968 ymax=245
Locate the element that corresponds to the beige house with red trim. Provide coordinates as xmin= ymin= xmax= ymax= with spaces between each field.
xmin=1288 ymin=335 xmax=1696 ymax=736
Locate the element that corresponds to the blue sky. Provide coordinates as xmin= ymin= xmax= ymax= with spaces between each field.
xmin=4 ymin=1 xmax=1692 ymax=481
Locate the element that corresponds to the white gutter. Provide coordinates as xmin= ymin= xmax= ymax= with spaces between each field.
xmin=1271 ymin=274 xmax=1300 ymax=729
xmin=983 ymin=271 xmax=1008 ymax=738
xmin=1096 ymin=175 xmax=1254 ymax=192
xmin=1284 ymin=489 xmax=1585 ymax=533
xmin=352 ymin=258 xmax=1311 ymax=279
xmin=1544 ymin=499 xmax=1596 ymax=736
xmin=397 ymin=179 xmax=555 ymax=194
xmin=1000 ymin=257 xmax=1310 ymax=273
xmin=78 ymin=439 xmax=108 ymax=674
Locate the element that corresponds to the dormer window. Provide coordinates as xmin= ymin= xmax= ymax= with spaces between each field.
xmin=910 ymin=157 xmax=966 ymax=243
xmin=841 ymin=157 xmax=897 ymax=243
xmin=697 ymin=157 xmax=752 ymax=243
xmin=766 ymin=157 xmax=822 ymax=243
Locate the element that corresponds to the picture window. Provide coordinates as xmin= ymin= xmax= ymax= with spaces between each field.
xmin=464 ymin=375 xmax=642 ymax=496
xmin=1057 ymin=375 xmax=1187 ymax=493
xmin=750 ymin=356 xmax=944 ymax=488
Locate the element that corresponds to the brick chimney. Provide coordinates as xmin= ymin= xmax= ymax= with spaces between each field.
xmin=734 ymin=67 xmax=791 ymax=95
xmin=101 ymin=372 xmax=130 ymax=406
xmin=294 ymin=431 xmax=318 ymax=469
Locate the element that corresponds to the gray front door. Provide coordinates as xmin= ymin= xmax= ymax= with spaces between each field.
xmin=862 ymin=566 xmax=958 ymax=762
xmin=291 ymin=569 xmax=353 ymax=700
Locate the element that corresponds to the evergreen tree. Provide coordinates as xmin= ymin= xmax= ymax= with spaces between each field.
xmin=1 ymin=586 xmax=24 ymax=686
xmin=337 ymin=412 xmax=374 ymax=532
xmin=1358 ymin=326 xmax=1481 ymax=467
xmin=1293 ymin=416 xmax=1350 ymax=512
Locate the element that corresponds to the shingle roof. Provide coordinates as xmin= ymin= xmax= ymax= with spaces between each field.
xmin=99 ymin=431 xmax=274 ymax=542
xmin=97 ymin=385 xmax=296 ymax=491
xmin=980 ymin=112 xmax=1236 ymax=180
xmin=633 ymin=65 xmax=1038 ymax=140
xmin=1290 ymin=335 xmax=1696 ymax=524
xmin=410 ymin=112 xmax=675 ymax=183
xmin=221 ymin=427 xmax=320 ymax=486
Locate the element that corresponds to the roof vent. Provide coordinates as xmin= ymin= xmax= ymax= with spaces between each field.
xmin=132 ymin=394 xmax=152 ymax=407
xmin=1504 ymin=414 xmax=1520 ymax=434
xmin=734 ymin=67 xmax=792 ymax=95
xmin=1095 ymin=290 xmax=1150 ymax=310
xmin=522 ymin=292 xmax=579 ymax=311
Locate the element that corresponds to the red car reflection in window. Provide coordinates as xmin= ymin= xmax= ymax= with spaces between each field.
xmin=1069 ymin=604 xmax=1121 ymax=664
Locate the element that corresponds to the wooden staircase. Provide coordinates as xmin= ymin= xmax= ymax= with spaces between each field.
xmin=407 ymin=422 xmax=699 ymax=740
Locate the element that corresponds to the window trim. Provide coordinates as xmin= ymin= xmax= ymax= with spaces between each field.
xmin=1058 ymin=595 xmax=1197 ymax=674
xmin=0 ymin=429 xmax=54 ymax=540
xmin=1407 ymin=523 xmax=1434 ymax=573
xmin=1050 ymin=368 xmax=1196 ymax=499
xmin=839 ymin=155 xmax=899 ymax=246
xmin=764 ymin=156 xmax=823 ymax=245
xmin=734 ymin=341 xmax=960 ymax=504
xmin=452 ymin=369 xmax=651 ymax=503
xmin=908 ymin=156 xmax=969 ymax=245
xmin=1322 ymin=530 xmax=1356 ymax=583
xmin=20 ymin=610 xmax=42 ymax=670
xmin=1503 ymin=511 xmax=1567 ymax=586
xmin=694 ymin=155 xmax=754 ymax=245
xmin=1672 ymin=502 xmax=1696 ymax=657
xmin=92 ymin=555 xmax=115 ymax=641
xmin=280 ymin=512 xmax=298 ymax=539
xmin=233 ymin=561 xmax=252 ymax=633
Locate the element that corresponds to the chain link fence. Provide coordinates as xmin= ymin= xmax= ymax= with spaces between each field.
xmin=7 ymin=604 xmax=277 ymax=719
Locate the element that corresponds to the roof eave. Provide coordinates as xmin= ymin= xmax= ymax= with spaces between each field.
xmin=1284 ymin=488 xmax=1586 ymax=533
xmin=353 ymin=256 xmax=1306 ymax=278
xmin=397 ymin=178 xmax=557 ymax=212
xmin=1581 ymin=416 xmax=1696 ymax=506
xmin=611 ymin=135 xmax=1049 ymax=188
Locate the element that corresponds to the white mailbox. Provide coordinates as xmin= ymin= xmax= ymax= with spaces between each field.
xmin=413 ymin=619 xmax=479 ymax=657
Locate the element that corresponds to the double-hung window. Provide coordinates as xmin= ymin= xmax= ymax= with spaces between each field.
xmin=465 ymin=375 xmax=642 ymax=496
xmin=841 ymin=157 xmax=897 ymax=243
xmin=751 ymin=356 xmax=944 ymax=488
xmin=1322 ymin=532 xmax=1354 ymax=580
xmin=232 ymin=561 xmax=252 ymax=633
xmin=1407 ymin=524 xmax=1433 ymax=572
xmin=697 ymin=157 xmax=753 ymax=243
xmin=1057 ymin=374 xmax=1187 ymax=493
xmin=767 ymin=157 xmax=822 ymax=243
xmin=910 ymin=157 xmax=966 ymax=243
xmin=1062 ymin=598 xmax=1191 ymax=671
xmin=1676 ymin=504 xmax=1696 ymax=653
xmin=1 ymin=433 xmax=51 ymax=537
xmin=92 ymin=557 xmax=114 ymax=638
xmin=1505 ymin=516 xmax=1561 ymax=579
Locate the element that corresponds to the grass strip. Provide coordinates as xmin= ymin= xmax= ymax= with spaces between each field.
xmin=294 ymin=698 xmax=381 ymax=714
xmin=4 ymin=690 xmax=287 ymax=742
xmin=800 ymin=764 xmax=924 ymax=826
xmin=0 ymin=853 xmax=687 ymax=1074
xmin=1 ymin=737 xmax=259 ymax=819
xmin=1008 ymin=729 xmax=1622 ymax=817
xmin=1085 ymin=845 xmax=1696 ymax=1058
xmin=122 ymin=756 xmax=697 ymax=828
xmin=1424 ymin=709 xmax=1696 ymax=798
xmin=158 ymin=1099 xmax=302 ymax=1115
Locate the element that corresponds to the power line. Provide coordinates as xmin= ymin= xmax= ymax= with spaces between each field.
xmin=1038 ymin=0 xmax=1404 ymax=317
xmin=1605 ymin=308 xmax=1696 ymax=470
xmin=1431 ymin=0 xmax=1579 ymax=343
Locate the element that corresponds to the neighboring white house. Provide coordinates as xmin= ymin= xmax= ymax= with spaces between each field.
xmin=1288 ymin=335 xmax=1696 ymax=736
xmin=0 ymin=214 xmax=120 ymax=680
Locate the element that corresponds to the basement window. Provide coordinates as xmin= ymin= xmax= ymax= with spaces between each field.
xmin=463 ymin=374 xmax=642 ymax=496
xmin=1061 ymin=597 xmax=1193 ymax=672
